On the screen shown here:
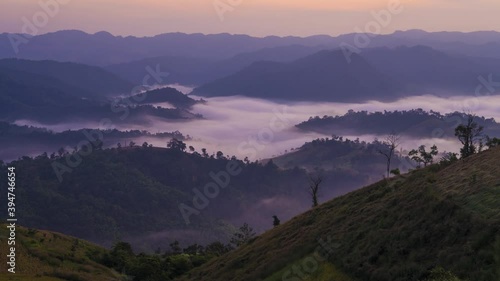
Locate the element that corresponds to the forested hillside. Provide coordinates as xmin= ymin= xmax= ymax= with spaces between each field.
xmin=180 ymin=146 xmax=500 ymax=281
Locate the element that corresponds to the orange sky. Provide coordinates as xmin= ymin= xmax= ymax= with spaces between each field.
xmin=1 ymin=0 xmax=499 ymax=36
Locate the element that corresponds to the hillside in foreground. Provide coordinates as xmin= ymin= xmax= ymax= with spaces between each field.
xmin=0 ymin=225 xmax=120 ymax=281
xmin=180 ymin=147 xmax=500 ymax=281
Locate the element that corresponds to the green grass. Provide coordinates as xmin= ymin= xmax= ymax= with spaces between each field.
xmin=0 ymin=225 xmax=122 ymax=281
xmin=178 ymin=147 xmax=500 ymax=281
xmin=263 ymin=259 xmax=356 ymax=281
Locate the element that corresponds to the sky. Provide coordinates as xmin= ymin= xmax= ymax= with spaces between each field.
xmin=1 ymin=0 xmax=499 ymax=37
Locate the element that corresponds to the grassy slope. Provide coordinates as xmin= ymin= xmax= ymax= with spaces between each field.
xmin=0 ymin=225 xmax=121 ymax=281
xmin=179 ymin=147 xmax=500 ymax=281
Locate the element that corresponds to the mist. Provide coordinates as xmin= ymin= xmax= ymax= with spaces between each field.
xmin=8 ymin=85 xmax=500 ymax=162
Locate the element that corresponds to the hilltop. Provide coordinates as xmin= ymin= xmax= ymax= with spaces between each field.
xmin=180 ymin=146 xmax=500 ymax=281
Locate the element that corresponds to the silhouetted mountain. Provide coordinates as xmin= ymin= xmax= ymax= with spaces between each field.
xmin=105 ymin=56 xmax=216 ymax=86
xmin=3 ymin=30 xmax=500 ymax=67
xmin=0 ymin=65 xmax=200 ymax=123
xmin=125 ymin=87 xmax=203 ymax=108
xmin=390 ymin=29 xmax=500 ymax=44
xmin=193 ymin=46 xmax=500 ymax=101
xmin=0 ymin=30 xmax=330 ymax=66
xmin=192 ymin=50 xmax=398 ymax=102
xmin=361 ymin=46 xmax=500 ymax=93
xmin=0 ymin=66 xmax=92 ymax=121
xmin=0 ymin=58 xmax=132 ymax=99
xmin=105 ymin=45 xmax=325 ymax=86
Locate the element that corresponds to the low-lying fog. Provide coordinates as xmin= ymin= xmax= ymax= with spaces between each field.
xmin=12 ymin=85 xmax=500 ymax=161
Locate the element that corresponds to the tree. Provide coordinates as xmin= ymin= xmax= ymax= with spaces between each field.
xmin=439 ymin=152 xmax=458 ymax=165
xmin=167 ymin=138 xmax=187 ymax=151
xmin=272 ymin=215 xmax=281 ymax=227
xmin=205 ymin=242 xmax=232 ymax=256
xmin=486 ymin=136 xmax=500 ymax=149
xmin=216 ymin=151 xmax=225 ymax=159
xmin=168 ymin=240 xmax=182 ymax=255
xmin=307 ymin=171 xmax=323 ymax=207
xmin=189 ymin=146 xmax=195 ymax=152
xmin=107 ymin=242 xmax=135 ymax=273
xmin=408 ymin=145 xmax=439 ymax=168
xmin=390 ymin=168 xmax=401 ymax=176
xmin=378 ymin=134 xmax=401 ymax=177
xmin=455 ymin=114 xmax=484 ymax=158
xmin=230 ymin=223 xmax=256 ymax=247
xmin=183 ymin=243 xmax=204 ymax=255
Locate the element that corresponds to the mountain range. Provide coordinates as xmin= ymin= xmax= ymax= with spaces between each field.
xmin=3 ymin=29 xmax=500 ymax=66
xmin=192 ymin=46 xmax=500 ymax=102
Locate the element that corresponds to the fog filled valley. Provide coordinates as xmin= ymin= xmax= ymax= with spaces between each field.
xmin=7 ymin=88 xmax=500 ymax=162
xmin=1 ymin=27 xmax=500 ymax=281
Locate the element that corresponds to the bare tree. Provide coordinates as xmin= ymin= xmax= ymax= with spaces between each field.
xmin=307 ymin=171 xmax=323 ymax=207
xmin=455 ymin=114 xmax=484 ymax=158
xmin=378 ymin=134 xmax=401 ymax=178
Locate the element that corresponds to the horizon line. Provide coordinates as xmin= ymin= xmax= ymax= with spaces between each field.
xmin=2 ymin=28 xmax=500 ymax=39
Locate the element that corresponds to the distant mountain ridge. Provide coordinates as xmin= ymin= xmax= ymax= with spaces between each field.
xmin=192 ymin=46 xmax=500 ymax=102
xmin=105 ymin=45 xmax=325 ymax=85
xmin=192 ymin=50 xmax=399 ymax=102
xmin=0 ymin=58 xmax=132 ymax=99
xmin=2 ymin=29 xmax=500 ymax=66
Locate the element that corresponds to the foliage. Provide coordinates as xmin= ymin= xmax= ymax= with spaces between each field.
xmin=0 ymin=147 xmax=310 ymax=250
xmin=230 ymin=223 xmax=256 ymax=247
xmin=485 ymin=136 xmax=500 ymax=149
xmin=297 ymin=109 xmax=500 ymax=139
xmin=409 ymin=144 xmax=439 ymax=167
xmin=167 ymin=138 xmax=187 ymax=151
xmin=100 ymin=239 xmax=233 ymax=281
xmin=439 ymin=152 xmax=458 ymax=166
xmin=390 ymin=168 xmax=401 ymax=176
